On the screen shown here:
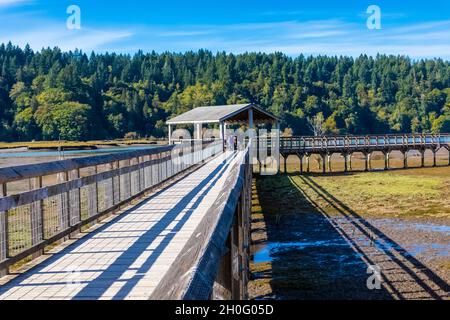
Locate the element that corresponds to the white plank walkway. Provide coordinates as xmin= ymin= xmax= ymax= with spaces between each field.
xmin=0 ymin=152 xmax=239 ymax=300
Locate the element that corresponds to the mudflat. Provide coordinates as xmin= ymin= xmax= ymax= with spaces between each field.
xmin=249 ymin=165 xmax=450 ymax=300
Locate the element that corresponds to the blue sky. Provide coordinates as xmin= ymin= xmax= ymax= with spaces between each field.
xmin=0 ymin=0 xmax=450 ymax=59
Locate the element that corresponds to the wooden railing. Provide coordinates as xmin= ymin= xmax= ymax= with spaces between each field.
xmin=279 ymin=133 xmax=450 ymax=152
xmin=0 ymin=141 xmax=223 ymax=275
xmin=151 ymin=141 xmax=253 ymax=300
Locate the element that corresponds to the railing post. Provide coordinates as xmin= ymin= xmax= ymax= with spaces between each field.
xmin=93 ymin=166 xmax=100 ymax=218
xmin=108 ymin=163 xmax=115 ymax=207
xmin=29 ymin=176 xmax=43 ymax=257
xmin=116 ymin=161 xmax=121 ymax=203
xmin=137 ymin=156 xmax=143 ymax=193
xmin=74 ymin=169 xmax=82 ymax=228
xmin=128 ymin=160 xmax=133 ymax=197
xmin=57 ymin=171 xmax=70 ymax=236
xmin=0 ymin=183 xmax=7 ymax=276
xmin=230 ymin=214 xmax=240 ymax=300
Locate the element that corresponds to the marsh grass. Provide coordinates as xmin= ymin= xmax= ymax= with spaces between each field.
xmin=291 ymin=167 xmax=450 ymax=218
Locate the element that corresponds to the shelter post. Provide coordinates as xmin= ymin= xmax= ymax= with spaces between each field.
xmin=168 ymin=124 xmax=172 ymax=145
xmin=195 ymin=123 xmax=202 ymax=140
xmin=248 ymin=109 xmax=254 ymax=129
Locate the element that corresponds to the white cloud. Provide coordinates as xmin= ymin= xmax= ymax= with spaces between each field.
xmin=0 ymin=11 xmax=134 ymax=51
xmin=133 ymin=19 xmax=450 ymax=59
xmin=0 ymin=25 xmax=133 ymax=51
xmin=0 ymin=8 xmax=449 ymax=60
xmin=0 ymin=0 xmax=29 ymax=7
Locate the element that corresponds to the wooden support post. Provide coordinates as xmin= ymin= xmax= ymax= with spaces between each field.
xmin=306 ymin=155 xmax=310 ymax=173
xmin=211 ymin=235 xmax=232 ymax=300
xmin=168 ymin=124 xmax=172 ymax=145
xmin=283 ymin=155 xmax=287 ymax=174
xmin=57 ymin=171 xmax=70 ymax=238
xmin=230 ymin=216 xmax=240 ymax=300
xmin=74 ymin=168 xmax=82 ymax=232
xmin=248 ymin=109 xmax=254 ymax=129
xmin=348 ymin=153 xmax=352 ymax=171
xmin=343 ymin=153 xmax=348 ymax=172
xmin=0 ymin=183 xmax=7 ymax=276
xmin=237 ymin=200 xmax=245 ymax=299
xmin=298 ymin=154 xmax=303 ymax=173
xmin=403 ymin=151 xmax=408 ymax=169
xmin=322 ymin=154 xmax=326 ymax=173
xmin=220 ymin=122 xmax=225 ymax=152
xmin=420 ymin=150 xmax=425 ymax=168
xmin=364 ymin=152 xmax=369 ymax=172
xmin=127 ymin=159 xmax=133 ymax=196
xmin=384 ymin=151 xmax=389 ymax=170
xmin=195 ymin=123 xmax=202 ymax=140
xmin=432 ymin=150 xmax=437 ymax=167
xmin=108 ymin=163 xmax=115 ymax=207
xmin=327 ymin=154 xmax=332 ymax=172
xmin=116 ymin=161 xmax=121 ymax=202
xmin=29 ymin=177 xmax=43 ymax=258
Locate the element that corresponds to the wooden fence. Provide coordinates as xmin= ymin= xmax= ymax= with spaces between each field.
xmin=151 ymin=141 xmax=253 ymax=300
xmin=0 ymin=141 xmax=223 ymax=275
xmin=279 ymin=133 xmax=450 ymax=152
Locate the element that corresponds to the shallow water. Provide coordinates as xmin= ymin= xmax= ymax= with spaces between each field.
xmin=253 ymin=239 xmax=349 ymax=263
xmin=253 ymin=219 xmax=450 ymax=264
xmin=0 ymin=146 xmax=157 ymax=158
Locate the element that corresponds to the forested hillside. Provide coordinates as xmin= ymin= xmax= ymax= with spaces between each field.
xmin=0 ymin=42 xmax=449 ymax=141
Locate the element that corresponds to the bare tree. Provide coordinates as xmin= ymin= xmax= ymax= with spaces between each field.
xmin=307 ymin=112 xmax=325 ymax=136
xmin=307 ymin=113 xmax=325 ymax=170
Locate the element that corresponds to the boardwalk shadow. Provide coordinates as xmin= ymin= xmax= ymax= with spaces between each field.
xmin=74 ymin=153 xmax=237 ymax=299
xmin=296 ymin=175 xmax=449 ymax=300
xmin=251 ymin=175 xmax=392 ymax=300
xmin=0 ymin=153 xmax=237 ymax=300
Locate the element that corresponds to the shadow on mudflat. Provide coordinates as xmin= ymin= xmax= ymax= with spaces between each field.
xmin=250 ymin=173 xmax=449 ymax=300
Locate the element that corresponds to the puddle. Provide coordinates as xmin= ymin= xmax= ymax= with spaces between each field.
xmin=253 ymin=219 xmax=450 ymax=264
xmin=370 ymin=219 xmax=450 ymax=236
xmin=252 ymin=239 xmax=349 ymax=263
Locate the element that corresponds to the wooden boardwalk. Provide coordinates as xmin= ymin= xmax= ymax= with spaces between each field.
xmin=277 ymin=134 xmax=450 ymax=173
xmin=0 ymin=152 xmax=240 ymax=300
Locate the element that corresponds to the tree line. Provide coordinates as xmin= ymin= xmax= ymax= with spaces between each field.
xmin=0 ymin=42 xmax=449 ymax=141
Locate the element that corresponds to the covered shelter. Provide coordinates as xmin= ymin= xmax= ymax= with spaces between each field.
xmin=166 ymin=103 xmax=279 ymax=146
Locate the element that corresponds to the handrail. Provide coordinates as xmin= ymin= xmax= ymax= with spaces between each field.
xmin=0 ymin=145 xmax=175 ymax=184
xmin=0 ymin=140 xmax=223 ymax=274
xmin=151 ymin=142 xmax=253 ymax=300
xmin=279 ymin=133 xmax=450 ymax=151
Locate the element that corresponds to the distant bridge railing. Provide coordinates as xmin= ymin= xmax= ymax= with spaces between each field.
xmin=279 ymin=133 xmax=450 ymax=152
xmin=0 ymin=140 xmax=223 ymax=276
